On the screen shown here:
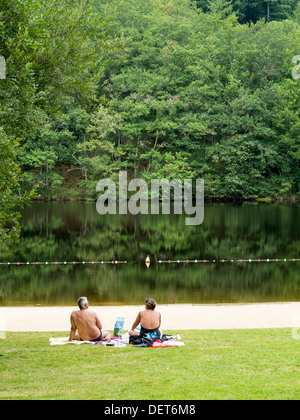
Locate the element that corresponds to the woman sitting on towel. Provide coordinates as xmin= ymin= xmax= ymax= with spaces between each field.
xmin=129 ymin=298 xmax=162 ymax=339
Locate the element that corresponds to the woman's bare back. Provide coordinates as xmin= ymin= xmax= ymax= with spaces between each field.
xmin=139 ymin=309 xmax=161 ymax=329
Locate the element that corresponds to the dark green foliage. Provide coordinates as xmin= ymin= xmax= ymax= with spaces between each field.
xmin=0 ymin=0 xmax=299 ymax=243
xmin=193 ymin=0 xmax=299 ymax=23
xmin=0 ymin=0 xmax=115 ymax=242
xmin=85 ymin=0 xmax=299 ymax=200
xmin=0 ymin=129 xmax=33 ymax=243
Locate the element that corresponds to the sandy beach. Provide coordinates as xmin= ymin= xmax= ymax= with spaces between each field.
xmin=1 ymin=302 xmax=300 ymax=332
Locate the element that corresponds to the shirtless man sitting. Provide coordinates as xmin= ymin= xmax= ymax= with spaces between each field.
xmin=129 ymin=297 xmax=162 ymax=339
xmin=68 ymin=297 xmax=112 ymax=342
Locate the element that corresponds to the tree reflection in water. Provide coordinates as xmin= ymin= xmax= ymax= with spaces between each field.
xmin=0 ymin=202 xmax=299 ymax=305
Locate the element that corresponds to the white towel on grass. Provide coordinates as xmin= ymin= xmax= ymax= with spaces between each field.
xmin=49 ymin=337 xmax=127 ymax=347
xmin=49 ymin=337 xmax=90 ymax=346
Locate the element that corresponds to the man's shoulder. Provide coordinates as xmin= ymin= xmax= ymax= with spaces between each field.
xmin=87 ymin=310 xmax=98 ymax=317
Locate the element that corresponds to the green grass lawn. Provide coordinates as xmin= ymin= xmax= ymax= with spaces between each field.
xmin=0 ymin=329 xmax=299 ymax=400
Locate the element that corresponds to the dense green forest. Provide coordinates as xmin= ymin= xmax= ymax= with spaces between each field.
xmin=1 ymin=0 xmax=300 ymax=243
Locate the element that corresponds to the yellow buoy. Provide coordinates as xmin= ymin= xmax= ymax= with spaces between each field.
xmin=145 ymin=256 xmax=150 ymax=268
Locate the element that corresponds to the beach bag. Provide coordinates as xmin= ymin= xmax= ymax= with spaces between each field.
xmin=113 ymin=317 xmax=125 ymax=337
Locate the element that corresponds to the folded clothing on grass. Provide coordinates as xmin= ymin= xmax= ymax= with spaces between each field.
xmin=131 ymin=333 xmax=185 ymax=348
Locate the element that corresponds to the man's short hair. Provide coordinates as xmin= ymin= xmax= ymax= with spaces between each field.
xmin=145 ymin=298 xmax=156 ymax=310
xmin=77 ymin=297 xmax=88 ymax=309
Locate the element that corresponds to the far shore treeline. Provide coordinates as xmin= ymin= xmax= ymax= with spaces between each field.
xmin=0 ymin=0 xmax=300 ymax=243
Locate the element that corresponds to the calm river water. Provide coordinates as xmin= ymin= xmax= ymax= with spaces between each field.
xmin=0 ymin=202 xmax=299 ymax=306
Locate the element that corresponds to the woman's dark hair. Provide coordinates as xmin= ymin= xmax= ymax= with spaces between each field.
xmin=145 ymin=298 xmax=156 ymax=310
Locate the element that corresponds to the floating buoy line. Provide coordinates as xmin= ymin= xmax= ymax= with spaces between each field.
xmin=0 ymin=257 xmax=298 ymax=267
xmin=151 ymin=257 xmax=300 ymax=267
xmin=157 ymin=258 xmax=299 ymax=264
xmin=0 ymin=260 xmax=127 ymax=266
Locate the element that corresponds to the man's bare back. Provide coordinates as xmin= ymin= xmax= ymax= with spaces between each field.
xmin=68 ymin=297 xmax=112 ymax=342
xmin=71 ymin=309 xmax=102 ymax=341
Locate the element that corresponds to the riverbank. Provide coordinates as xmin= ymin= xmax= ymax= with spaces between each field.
xmin=1 ymin=302 xmax=299 ymax=332
xmin=28 ymin=166 xmax=300 ymax=204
